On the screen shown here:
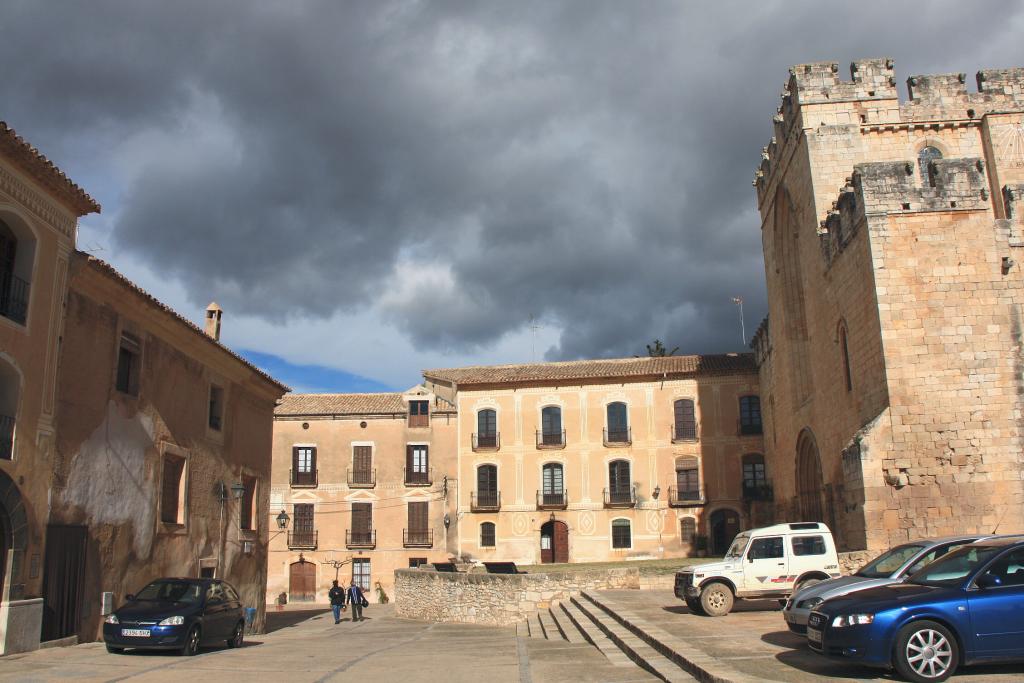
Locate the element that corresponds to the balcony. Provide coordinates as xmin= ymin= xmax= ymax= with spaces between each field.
xmin=346 ymin=529 xmax=376 ymax=549
xmin=290 ymin=468 xmax=318 ymax=488
xmin=472 ymin=433 xmax=500 ymax=451
xmin=536 ymin=430 xmax=566 ymax=449
xmin=668 ymin=486 xmax=705 ymax=507
xmin=403 ymin=529 xmax=434 ymax=547
xmin=603 ymin=428 xmax=631 ymax=447
xmin=404 ymin=467 xmax=432 ymax=487
xmin=672 ymin=423 xmax=699 ymax=443
xmin=288 ymin=530 xmax=318 ymax=549
xmin=0 ymin=414 xmax=13 ymax=460
xmin=742 ymin=481 xmax=774 ymax=502
xmin=603 ymin=487 xmax=636 ymax=508
xmin=739 ymin=422 xmax=763 ymax=436
xmin=471 ymin=491 xmax=501 ymax=512
xmin=536 ymin=490 xmax=568 ymax=510
xmin=0 ymin=271 xmax=29 ymax=325
xmin=348 ymin=468 xmax=376 ymax=488
xmin=408 ymin=413 xmax=429 ymax=428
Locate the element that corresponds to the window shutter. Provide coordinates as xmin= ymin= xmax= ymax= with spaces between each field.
xmin=408 ymin=501 xmax=428 ymax=532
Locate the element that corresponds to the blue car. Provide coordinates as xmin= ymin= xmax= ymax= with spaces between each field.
xmin=806 ymin=536 xmax=1024 ymax=682
xmin=103 ymin=578 xmax=245 ymax=655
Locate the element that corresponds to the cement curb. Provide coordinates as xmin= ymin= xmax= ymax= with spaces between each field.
xmin=581 ymin=591 xmax=764 ymax=683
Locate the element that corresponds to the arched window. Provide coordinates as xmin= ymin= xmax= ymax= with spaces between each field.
xmin=673 ymin=399 xmax=697 ymax=441
xmin=739 ymin=396 xmax=762 ymax=435
xmin=0 ymin=218 xmax=35 ymax=326
xmin=611 ymin=519 xmax=631 ymax=549
xmin=475 ymin=464 xmax=499 ymax=509
xmin=607 ymin=460 xmax=632 ymax=505
xmin=605 ymin=402 xmax=629 ymax=444
xmin=674 ymin=457 xmax=700 ymax=502
xmin=742 ymin=454 xmax=768 ymax=500
xmin=539 ymin=406 xmax=564 ymax=447
xmin=838 ymin=323 xmax=852 ymax=392
xmin=918 ymin=146 xmax=942 ymax=185
xmin=680 ymin=517 xmax=696 ymax=545
xmin=0 ymin=358 xmax=18 ymax=460
xmin=480 ymin=522 xmax=496 ymax=547
xmin=476 ymin=409 xmax=497 ymax=449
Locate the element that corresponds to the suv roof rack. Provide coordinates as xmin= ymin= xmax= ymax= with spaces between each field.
xmin=788 ymin=523 xmax=822 ymax=530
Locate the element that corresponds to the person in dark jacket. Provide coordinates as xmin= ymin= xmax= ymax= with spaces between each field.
xmin=328 ymin=580 xmax=346 ymax=624
xmin=346 ymin=581 xmax=366 ymax=622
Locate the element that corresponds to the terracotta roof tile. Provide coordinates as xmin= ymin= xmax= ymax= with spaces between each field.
xmin=423 ymin=353 xmax=757 ymax=386
xmin=276 ymin=392 xmax=458 ymax=417
xmin=75 ymin=252 xmax=288 ymax=393
xmin=0 ymin=121 xmax=101 ymax=215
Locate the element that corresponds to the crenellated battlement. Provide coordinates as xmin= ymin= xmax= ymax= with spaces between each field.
xmin=754 ymin=59 xmax=1024 ymax=208
xmin=820 ymin=157 xmax=990 ymax=266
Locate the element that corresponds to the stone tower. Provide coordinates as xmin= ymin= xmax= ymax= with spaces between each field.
xmin=752 ymin=59 xmax=1024 ymax=551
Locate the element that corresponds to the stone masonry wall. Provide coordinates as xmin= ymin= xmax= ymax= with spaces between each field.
xmin=394 ymin=568 xmax=639 ymax=626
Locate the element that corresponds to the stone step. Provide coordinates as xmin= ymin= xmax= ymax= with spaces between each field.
xmin=515 ymin=619 xmax=530 ymax=639
xmin=581 ymin=590 xmax=762 ymax=683
xmin=537 ymin=608 xmax=564 ymax=641
xmin=549 ymin=603 xmax=586 ymax=644
xmin=559 ymin=600 xmax=635 ymax=669
xmin=572 ymin=595 xmax=696 ymax=683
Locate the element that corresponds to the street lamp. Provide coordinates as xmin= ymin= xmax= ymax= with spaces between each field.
xmin=652 ymin=485 xmax=661 ymax=500
xmin=276 ymin=509 xmax=290 ymax=530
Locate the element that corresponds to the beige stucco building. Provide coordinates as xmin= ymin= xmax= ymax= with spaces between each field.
xmin=268 ymin=388 xmax=458 ymax=604
xmin=422 ymin=354 xmax=766 ymax=565
xmin=753 ymin=59 xmax=1024 ymax=552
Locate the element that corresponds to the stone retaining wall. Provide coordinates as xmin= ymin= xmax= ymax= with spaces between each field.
xmin=838 ymin=550 xmax=872 ymax=575
xmin=394 ymin=567 xmax=639 ymax=626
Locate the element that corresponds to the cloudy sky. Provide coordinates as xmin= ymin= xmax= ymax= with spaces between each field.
xmin=3 ymin=1 xmax=1022 ymax=391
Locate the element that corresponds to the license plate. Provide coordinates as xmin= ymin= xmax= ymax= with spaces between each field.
xmin=807 ymin=628 xmax=822 ymax=644
xmin=122 ymin=628 xmax=151 ymax=637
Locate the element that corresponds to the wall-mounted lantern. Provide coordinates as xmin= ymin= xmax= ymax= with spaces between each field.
xmin=653 ymin=485 xmax=661 ymax=500
xmin=276 ymin=509 xmax=290 ymax=530
xmin=443 ymin=513 xmax=451 ymax=529
xmin=230 ymin=481 xmax=246 ymax=499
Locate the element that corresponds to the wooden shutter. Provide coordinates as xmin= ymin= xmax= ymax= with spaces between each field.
xmin=352 ymin=503 xmax=372 ymax=532
xmin=294 ymin=504 xmax=314 ymax=532
xmin=609 ymin=460 xmax=630 ymax=493
xmin=161 ymin=457 xmax=184 ymax=524
xmin=408 ymin=501 xmax=428 ymax=533
xmin=477 ymin=464 xmax=497 ymax=494
xmin=674 ymin=399 xmax=696 ymax=439
xmin=353 ymin=446 xmax=372 ymax=473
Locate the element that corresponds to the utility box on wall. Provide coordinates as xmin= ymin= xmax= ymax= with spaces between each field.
xmin=101 ymin=592 xmax=113 ymax=616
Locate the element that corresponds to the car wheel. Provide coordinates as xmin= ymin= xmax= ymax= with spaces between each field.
xmin=227 ymin=621 xmax=244 ymax=648
xmin=699 ymin=582 xmax=734 ymax=617
xmin=105 ymin=645 xmax=124 ymax=654
xmin=180 ymin=626 xmax=201 ymax=657
xmin=683 ymin=596 xmax=705 ymax=615
xmin=893 ymin=620 xmax=958 ymax=683
xmin=794 ymin=577 xmax=823 ymax=593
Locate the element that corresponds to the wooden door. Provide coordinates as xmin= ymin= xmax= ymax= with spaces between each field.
xmin=289 ymin=561 xmax=316 ymax=601
xmin=41 ymin=525 xmax=88 ymax=641
xmin=476 ymin=464 xmax=497 ymax=507
xmin=540 ymin=522 xmax=554 ymax=564
xmin=352 ymin=502 xmax=372 ymax=544
xmin=710 ymin=509 xmax=741 ymax=556
xmin=407 ymin=501 xmax=428 ymax=545
xmin=553 ymin=521 xmax=569 ymax=563
xmin=353 ymin=445 xmax=372 ymax=484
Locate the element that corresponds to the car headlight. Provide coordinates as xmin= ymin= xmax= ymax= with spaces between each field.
xmin=831 ymin=614 xmax=874 ymax=628
xmin=158 ymin=616 xmax=185 ymax=626
xmin=104 ymin=614 xmax=119 ymax=625
xmin=799 ymin=597 xmax=823 ymax=610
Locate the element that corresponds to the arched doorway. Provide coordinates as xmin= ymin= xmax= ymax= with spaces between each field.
xmin=796 ymin=429 xmax=824 ymax=522
xmin=0 ymin=470 xmax=26 ymax=601
xmin=709 ymin=509 xmax=740 ymax=556
xmin=289 ymin=560 xmax=316 ymax=602
xmin=539 ymin=520 xmax=568 ymax=564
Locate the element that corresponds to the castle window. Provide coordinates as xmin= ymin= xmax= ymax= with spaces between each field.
xmin=239 ymin=475 xmax=257 ymax=530
xmin=160 ymin=452 xmax=187 ymax=526
xmin=680 ymin=517 xmax=696 ymax=545
xmin=480 ymin=522 xmax=496 ymax=547
xmin=918 ymin=146 xmax=942 ymax=185
xmin=116 ymin=333 xmax=141 ymax=396
xmin=611 ymin=519 xmax=631 ymax=549
xmin=208 ymin=384 xmax=225 ymax=431
xmin=605 ymin=402 xmax=629 ymax=444
xmin=839 ymin=323 xmax=853 ymax=392
xmin=739 ymin=396 xmax=762 ymax=435
xmin=408 ymin=400 xmax=429 ymax=428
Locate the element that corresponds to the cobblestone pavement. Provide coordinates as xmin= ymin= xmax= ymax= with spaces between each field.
xmin=0 ymin=605 xmax=653 ymax=683
xmin=601 ymin=589 xmax=1024 ymax=682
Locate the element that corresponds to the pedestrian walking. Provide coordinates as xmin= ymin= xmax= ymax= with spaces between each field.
xmin=346 ymin=580 xmax=366 ymax=622
xmin=328 ymin=580 xmax=346 ymax=624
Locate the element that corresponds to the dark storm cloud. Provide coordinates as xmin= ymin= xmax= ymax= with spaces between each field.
xmin=2 ymin=0 xmax=1022 ymax=359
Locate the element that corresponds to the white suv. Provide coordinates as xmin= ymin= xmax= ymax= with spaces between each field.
xmin=674 ymin=522 xmax=841 ymax=616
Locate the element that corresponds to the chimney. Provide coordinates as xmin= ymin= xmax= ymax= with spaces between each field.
xmin=205 ymin=302 xmax=223 ymax=341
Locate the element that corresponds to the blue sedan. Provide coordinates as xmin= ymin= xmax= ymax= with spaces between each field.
xmin=806 ymin=536 xmax=1024 ymax=682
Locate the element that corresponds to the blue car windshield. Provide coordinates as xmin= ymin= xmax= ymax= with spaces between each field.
xmin=906 ymin=546 xmax=1001 ymax=587
xmin=135 ymin=580 xmax=204 ymax=604
xmin=856 ymin=544 xmax=925 ymax=578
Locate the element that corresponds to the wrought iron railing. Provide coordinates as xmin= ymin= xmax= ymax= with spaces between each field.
xmin=348 ymin=468 xmax=376 ymax=488
xmin=472 ymin=433 xmax=500 ymax=451
xmin=742 ymin=481 xmax=774 ymax=502
xmin=404 ymin=467 xmax=432 ymax=486
xmin=346 ymin=529 xmax=376 ymax=549
xmin=672 ymin=423 xmax=699 ymax=442
xmin=0 ymin=414 xmax=13 ymax=460
xmin=290 ymin=468 xmax=318 ymax=487
xmin=0 ymin=271 xmax=29 ymax=325
xmin=739 ymin=422 xmax=763 ymax=436
xmin=603 ymin=486 xmax=636 ymax=508
xmin=403 ymin=529 xmax=433 ymax=547
xmin=668 ymin=486 xmax=704 ymax=507
xmin=603 ymin=428 xmax=631 ymax=446
xmin=471 ymin=491 xmax=501 ymax=512
xmin=536 ymin=490 xmax=568 ymax=510
xmin=536 ymin=430 xmax=566 ymax=449
xmin=288 ymin=530 xmax=318 ymax=549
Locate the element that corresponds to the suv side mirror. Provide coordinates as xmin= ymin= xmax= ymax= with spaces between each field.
xmin=977 ymin=574 xmax=1002 ymax=589
xmin=126 ymin=594 xmax=135 ymax=602
xmin=747 ymin=555 xmax=755 ymax=563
